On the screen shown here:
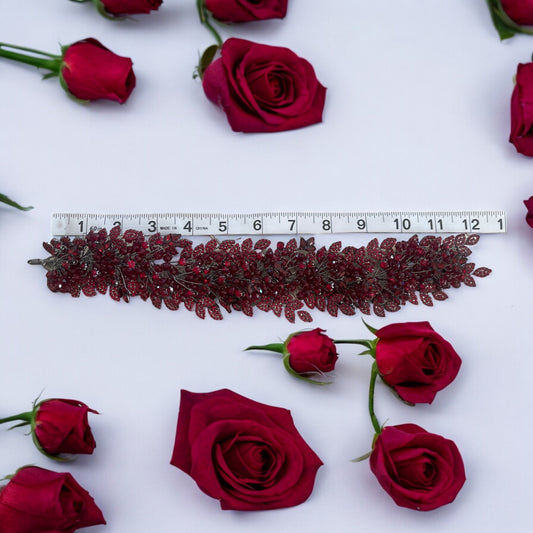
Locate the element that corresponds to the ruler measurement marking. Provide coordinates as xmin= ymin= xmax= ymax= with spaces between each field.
xmin=51 ymin=211 xmax=507 ymax=237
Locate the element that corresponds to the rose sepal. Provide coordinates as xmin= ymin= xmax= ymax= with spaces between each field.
xmin=281 ymin=353 xmax=332 ymax=386
xmin=194 ymin=44 xmax=220 ymax=80
xmin=485 ymin=0 xmax=533 ymax=40
xmin=244 ymin=342 xmax=285 ymax=354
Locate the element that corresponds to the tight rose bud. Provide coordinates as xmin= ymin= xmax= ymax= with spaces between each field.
xmin=245 ymin=328 xmax=338 ymax=384
xmin=205 ymin=0 xmax=287 ymax=22
xmin=500 ymin=0 xmax=533 ymax=25
xmin=286 ymin=328 xmax=338 ymax=374
xmin=375 ymin=322 xmax=461 ymax=404
xmin=60 ymin=39 xmax=136 ymax=103
xmin=510 ymin=62 xmax=533 ymax=156
xmin=0 ymin=397 xmax=98 ymax=459
xmin=91 ymin=0 xmax=163 ymax=17
xmin=0 ymin=38 xmax=135 ymax=104
xmin=0 ymin=466 xmax=106 ymax=531
xmin=370 ymin=424 xmax=466 ymax=511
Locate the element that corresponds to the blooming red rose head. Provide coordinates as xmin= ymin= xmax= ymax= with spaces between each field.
xmin=205 ymin=0 xmax=287 ymax=22
xmin=97 ymin=0 xmax=162 ymax=16
xmin=509 ymin=62 xmax=533 ymax=156
xmin=524 ymin=197 xmax=533 ymax=228
xmin=34 ymin=398 xmax=97 ymax=456
xmin=374 ymin=321 xmax=461 ymax=404
xmin=202 ymin=38 xmax=326 ymax=132
xmin=60 ymin=38 xmax=136 ymax=103
xmin=170 ymin=389 xmax=323 ymax=510
xmin=0 ymin=466 xmax=105 ymax=532
xmin=500 ymin=0 xmax=533 ymax=25
xmin=286 ymin=328 xmax=338 ymax=375
xmin=370 ymin=424 xmax=466 ymax=511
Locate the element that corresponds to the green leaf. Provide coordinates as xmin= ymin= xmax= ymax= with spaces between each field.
xmin=0 ymin=193 xmax=33 ymax=210
xmin=194 ymin=44 xmax=219 ymax=80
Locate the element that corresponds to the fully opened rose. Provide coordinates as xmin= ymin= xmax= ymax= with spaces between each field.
xmin=0 ymin=38 xmax=135 ymax=103
xmin=0 ymin=398 xmax=97 ymax=459
xmin=205 ymin=0 xmax=287 ymax=22
xmin=171 ymin=389 xmax=323 ymax=510
xmin=202 ymin=38 xmax=326 ymax=133
xmin=370 ymin=424 xmax=466 ymax=511
xmin=0 ymin=466 xmax=105 ymax=532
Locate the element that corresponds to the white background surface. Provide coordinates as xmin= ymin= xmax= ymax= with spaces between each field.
xmin=0 ymin=1 xmax=532 ymax=531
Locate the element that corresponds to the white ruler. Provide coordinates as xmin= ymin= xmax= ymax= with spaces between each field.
xmin=50 ymin=211 xmax=507 ymax=237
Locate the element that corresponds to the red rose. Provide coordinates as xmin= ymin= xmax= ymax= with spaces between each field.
xmin=286 ymin=328 xmax=338 ymax=375
xmin=524 ymin=196 xmax=533 ymax=227
xmin=500 ymin=0 xmax=533 ymax=25
xmin=205 ymin=0 xmax=287 ymax=22
xmin=35 ymin=399 xmax=97 ymax=456
xmin=370 ymin=424 xmax=466 ymax=511
xmin=0 ymin=466 xmax=105 ymax=532
xmin=97 ymin=0 xmax=162 ymax=16
xmin=510 ymin=62 xmax=533 ymax=156
xmin=375 ymin=322 xmax=461 ymax=404
xmin=60 ymin=38 xmax=136 ymax=103
xmin=170 ymin=389 xmax=323 ymax=510
xmin=202 ymin=38 xmax=326 ymax=133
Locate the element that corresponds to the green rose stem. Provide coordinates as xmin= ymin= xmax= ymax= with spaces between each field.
xmin=368 ymin=361 xmax=382 ymax=435
xmin=0 ymin=411 xmax=33 ymax=428
xmin=196 ymin=0 xmax=223 ymax=47
xmin=0 ymin=42 xmax=62 ymax=76
xmin=0 ymin=193 xmax=33 ymax=211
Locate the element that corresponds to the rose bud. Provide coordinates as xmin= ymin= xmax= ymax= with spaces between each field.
xmin=499 ymin=0 xmax=533 ymax=25
xmin=205 ymin=0 xmax=287 ymax=23
xmin=485 ymin=0 xmax=533 ymax=39
xmin=202 ymin=38 xmax=326 ymax=133
xmin=245 ymin=328 xmax=338 ymax=384
xmin=0 ymin=398 xmax=98 ymax=459
xmin=171 ymin=389 xmax=323 ymax=510
xmin=0 ymin=38 xmax=135 ymax=103
xmin=370 ymin=424 xmax=466 ymax=511
xmin=79 ymin=0 xmax=163 ymax=18
xmin=374 ymin=322 xmax=461 ymax=404
xmin=510 ymin=62 xmax=533 ymax=156
xmin=524 ymin=197 xmax=533 ymax=228
xmin=0 ymin=466 xmax=106 ymax=531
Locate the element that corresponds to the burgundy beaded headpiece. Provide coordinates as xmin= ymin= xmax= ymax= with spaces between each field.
xmin=29 ymin=228 xmax=491 ymax=322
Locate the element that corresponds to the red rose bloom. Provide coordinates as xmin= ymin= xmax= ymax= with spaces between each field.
xmin=202 ymin=38 xmax=326 ymax=133
xmin=97 ymin=0 xmax=163 ymax=16
xmin=171 ymin=389 xmax=323 ymax=511
xmin=205 ymin=0 xmax=287 ymax=22
xmin=0 ymin=466 xmax=105 ymax=532
xmin=524 ymin=196 xmax=533 ymax=227
xmin=34 ymin=399 xmax=97 ymax=456
xmin=510 ymin=62 xmax=533 ymax=156
xmin=370 ymin=424 xmax=466 ymax=511
xmin=286 ymin=328 xmax=338 ymax=375
xmin=500 ymin=0 xmax=533 ymax=25
xmin=60 ymin=38 xmax=136 ymax=103
xmin=375 ymin=322 xmax=461 ymax=404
